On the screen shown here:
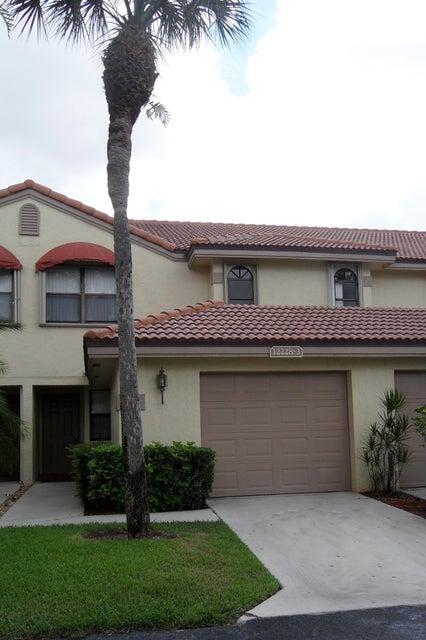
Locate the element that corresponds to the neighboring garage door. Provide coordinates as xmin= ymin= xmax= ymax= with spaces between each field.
xmin=201 ymin=372 xmax=351 ymax=497
xmin=395 ymin=371 xmax=426 ymax=488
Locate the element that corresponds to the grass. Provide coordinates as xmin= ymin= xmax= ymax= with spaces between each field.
xmin=0 ymin=521 xmax=279 ymax=639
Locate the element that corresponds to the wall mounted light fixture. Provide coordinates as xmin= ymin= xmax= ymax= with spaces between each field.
xmin=156 ymin=367 xmax=168 ymax=404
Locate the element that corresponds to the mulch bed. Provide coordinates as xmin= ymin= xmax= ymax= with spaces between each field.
xmin=81 ymin=526 xmax=176 ymax=540
xmin=0 ymin=483 xmax=32 ymax=518
xmin=363 ymin=491 xmax=426 ymax=519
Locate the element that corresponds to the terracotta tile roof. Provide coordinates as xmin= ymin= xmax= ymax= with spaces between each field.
xmin=130 ymin=220 xmax=426 ymax=261
xmin=0 ymin=180 xmax=176 ymax=252
xmin=3 ymin=179 xmax=426 ymax=261
xmin=84 ymin=302 xmax=426 ymax=345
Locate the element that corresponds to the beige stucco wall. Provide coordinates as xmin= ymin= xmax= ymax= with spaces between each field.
xmin=257 ymin=260 xmax=329 ymax=306
xmin=0 ymin=196 xmax=209 ymax=480
xmin=131 ymin=355 xmax=426 ymax=493
xmin=372 ymin=270 xmax=426 ymax=307
xmin=0 ymin=197 xmax=210 ymax=382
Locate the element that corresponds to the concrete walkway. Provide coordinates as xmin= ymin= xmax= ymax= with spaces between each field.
xmin=406 ymin=487 xmax=426 ymax=500
xmin=209 ymin=492 xmax=426 ymax=618
xmin=0 ymin=482 xmax=218 ymax=527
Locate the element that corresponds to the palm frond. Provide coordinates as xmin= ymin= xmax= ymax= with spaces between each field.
xmin=0 ymin=3 xmax=13 ymax=33
xmin=6 ymin=0 xmax=46 ymax=36
xmin=140 ymin=1 xmax=252 ymax=51
xmin=181 ymin=0 xmax=252 ymax=48
xmin=145 ymin=99 xmax=170 ymax=126
xmin=7 ymin=0 xmax=120 ymax=41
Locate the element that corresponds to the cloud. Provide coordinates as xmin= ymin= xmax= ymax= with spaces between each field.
xmin=1 ymin=1 xmax=426 ymax=230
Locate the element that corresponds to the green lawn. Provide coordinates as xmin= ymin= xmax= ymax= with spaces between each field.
xmin=0 ymin=521 xmax=279 ymax=639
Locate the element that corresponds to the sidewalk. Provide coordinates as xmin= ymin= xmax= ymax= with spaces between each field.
xmin=0 ymin=482 xmax=218 ymax=527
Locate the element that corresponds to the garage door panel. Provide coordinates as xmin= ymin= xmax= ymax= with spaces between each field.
xmin=395 ymin=371 xmax=426 ymax=487
xmin=280 ymin=436 xmax=309 ymax=455
xmin=244 ymin=438 xmax=273 ymax=456
xmin=239 ymin=406 xmax=272 ymax=425
xmin=279 ymin=467 xmax=310 ymax=491
xmin=278 ymin=405 xmax=308 ymax=425
xmin=201 ymin=372 xmax=351 ymax=497
xmin=204 ymin=407 xmax=236 ymax=426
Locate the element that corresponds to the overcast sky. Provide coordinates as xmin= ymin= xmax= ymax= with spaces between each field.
xmin=1 ymin=0 xmax=426 ymax=230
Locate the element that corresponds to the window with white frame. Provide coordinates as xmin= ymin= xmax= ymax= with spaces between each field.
xmin=226 ymin=265 xmax=255 ymax=304
xmin=90 ymin=389 xmax=111 ymax=441
xmin=333 ymin=266 xmax=359 ymax=307
xmin=0 ymin=270 xmax=18 ymax=322
xmin=45 ymin=266 xmax=116 ymax=323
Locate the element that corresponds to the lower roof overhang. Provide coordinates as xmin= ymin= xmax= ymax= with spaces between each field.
xmin=85 ymin=341 xmax=426 ymax=361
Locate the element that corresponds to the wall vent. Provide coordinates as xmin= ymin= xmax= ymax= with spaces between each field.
xmin=19 ymin=203 xmax=40 ymax=236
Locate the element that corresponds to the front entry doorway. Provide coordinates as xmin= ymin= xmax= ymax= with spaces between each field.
xmin=0 ymin=388 xmax=20 ymax=480
xmin=39 ymin=392 xmax=81 ymax=481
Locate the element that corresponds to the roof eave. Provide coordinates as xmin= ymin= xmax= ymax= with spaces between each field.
xmin=187 ymin=245 xmax=397 ymax=267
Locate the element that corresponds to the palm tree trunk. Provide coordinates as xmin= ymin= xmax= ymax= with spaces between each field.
xmin=107 ymin=110 xmax=150 ymax=538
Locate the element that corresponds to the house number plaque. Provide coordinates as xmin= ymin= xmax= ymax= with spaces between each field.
xmin=269 ymin=346 xmax=304 ymax=358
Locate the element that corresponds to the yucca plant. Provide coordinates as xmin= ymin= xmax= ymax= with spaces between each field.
xmin=413 ymin=405 xmax=426 ymax=446
xmin=362 ymin=389 xmax=411 ymax=495
xmin=7 ymin=0 xmax=252 ymax=537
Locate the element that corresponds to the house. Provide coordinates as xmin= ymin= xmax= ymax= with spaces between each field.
xmin=0 ymin=179 xmax=425 ymax=496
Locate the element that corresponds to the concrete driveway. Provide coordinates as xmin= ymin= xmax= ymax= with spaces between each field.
xmin=209 ymin=492 xmax=426 ymax=617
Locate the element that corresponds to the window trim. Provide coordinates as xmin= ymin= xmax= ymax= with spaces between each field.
xmin=41 ymin=265 xmax=117 ymax=325
xmin=329 ymin=263 xmax=361 ymax=307
xmin=0 ymin=269 xmax=20 ymax=323
xmin=225 ymin=264 xmax=257 ymax=305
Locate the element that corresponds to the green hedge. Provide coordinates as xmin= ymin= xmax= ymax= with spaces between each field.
xmin=71 ymin=442 xmax=215 ymax=513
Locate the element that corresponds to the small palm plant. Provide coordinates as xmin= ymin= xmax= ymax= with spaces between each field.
xmin=7 ymin=0 xmax=252 ymax=537
xmin=413 ymin=405 xmax=426 ymax=446
xmin=362 ymin=389 xmax=411 ymax=495
xmin=0 ymin=323 xmax=26 ymax=475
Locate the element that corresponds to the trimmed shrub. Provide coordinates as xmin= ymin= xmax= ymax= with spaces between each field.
xmin=71 ymin=441 xmax=215 ymax=513
xmin=70 ymin=444 xmax=95 ymax=506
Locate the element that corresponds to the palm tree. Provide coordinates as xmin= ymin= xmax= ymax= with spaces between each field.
xmin=7 ymin=0 xmax=252 ymax=538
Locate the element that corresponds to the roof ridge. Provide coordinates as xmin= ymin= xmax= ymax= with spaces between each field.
xmin=132 ymin=217 xmax=426 ymax=236
xmin=190 ymin=231 xmax=398 ymax=253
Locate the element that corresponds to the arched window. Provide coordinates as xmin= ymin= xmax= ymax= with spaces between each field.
xmin=227 ymin=265 xmax=255 ymax=305
xmin=334 ymin=268 xmax=359 ymax=307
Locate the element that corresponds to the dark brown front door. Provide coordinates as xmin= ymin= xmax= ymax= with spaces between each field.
xmin=40 ymin=393 xmax=80 ymax=481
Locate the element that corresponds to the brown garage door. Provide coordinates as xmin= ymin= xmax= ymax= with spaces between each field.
xmin=201 ymin=372 xmax=351 ymax=497
xmin=395 ymin=371 xmax=426 ymax=488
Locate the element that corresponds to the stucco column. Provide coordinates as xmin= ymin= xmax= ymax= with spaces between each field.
xmin=20 ymin=384 xmax=34 ymax=484
xmin=210 ymin=262 xmax=224 ymax=301
xmin=348 ymin=363 xmax=395 ymax=491
xmin=361 ymin=265 xmax=373 ymax=307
